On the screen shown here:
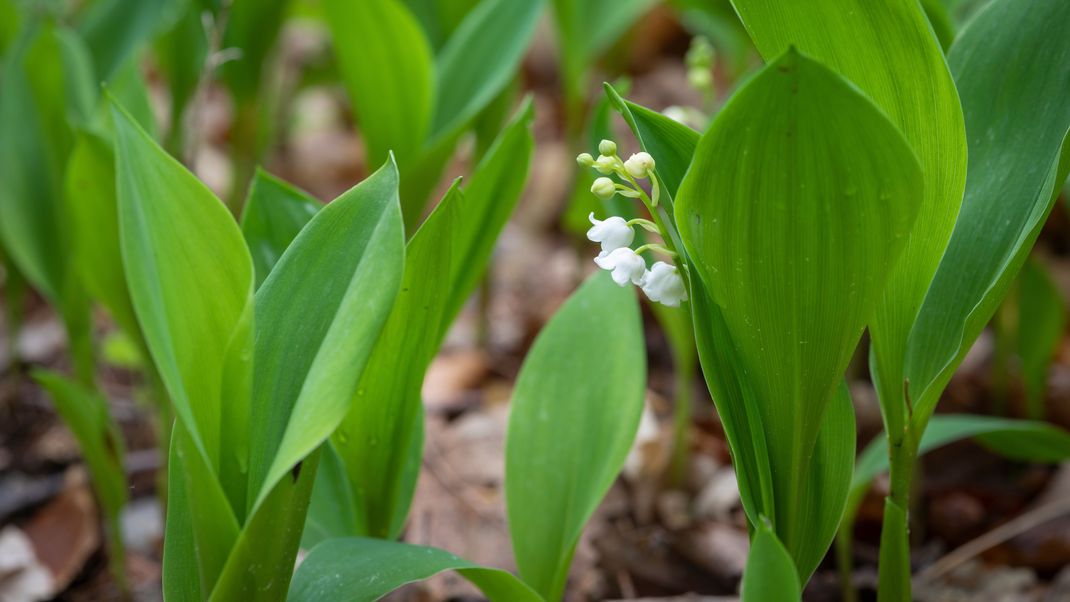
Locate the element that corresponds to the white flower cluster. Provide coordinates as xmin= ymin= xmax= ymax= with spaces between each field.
xmin=587 ymin=214 xmax=688 ymax=307
xmin=579 ymin=139 xmax=687 ymax=307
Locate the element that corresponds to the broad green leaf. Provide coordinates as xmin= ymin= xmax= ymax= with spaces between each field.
xmin=793 ymin=383 xmax=856 ymax=578
xmin=323 ymin=0 xmax=433 ymax=167
xmin=506 ymin=271 xmax=645 ymax=600
xmin=247 ymin=159 xmax=405 ymax=515
xmin=302 ymin=442 xmax=359 ymax=548
xmin=66 ymin=131 xmax=139 ymax=338
xmin=239 ymin=169 xmax=322 ymax=288
xmin=903 ymin=0 xmax=1070 ymax=425
xmin=332 ymin=182 xmax=459 ymax=539
xmin=674 ymin=50 xmax=922 ymax=578
xmin=443 ymin=97 xmax=535 ymax=329
xmin=32 ymin=370 xmax=127 ymax=519
xmin=741 ymin=522 xmax=802 ymax=602
xmin=429 ymin=0 xmax=543 ymax=140
xmin=113 ymin=98 xmax=254 ymax=473
xmin=162 ymin=429 xmax=202 ymax=602
xmin=729 ymin=0 xmax=968 ymax=435
xmin=921 ymin=0 xmax=955 ymax=51
xmin=1017 ymin=260 xmax=1066 ymax=419
xmin=289 ymin=538 xmax=542 ymax=602
xmin=170 ymin=423 xmax=241 ymax=595
xmin=114 ymin=91 xmax=250 ymax=590
xmin=78 ymin=0 xmax=180 ymax=81
xmin=209 ymin=450 xmax=321 ymax=601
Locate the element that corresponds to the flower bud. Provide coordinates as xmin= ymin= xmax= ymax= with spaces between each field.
xmin=594 ymin=155 xmax=616 ymax=174
xmin=576 ymin=152 xmax=595 ymax=167
xmin=640 ymin=262 xmax=688 ymax=306
xmin=594 ymin=247 xmax=647 ymax=286
xmin=587 ymin=213 xmax=634 ymax=255
xmin=591 ymin=177 xmax=617 ymax=200
xmin=624 ymin=152 xmax=655 ymax=179
xmin=598 ymin=139 xmax=618 ymax=156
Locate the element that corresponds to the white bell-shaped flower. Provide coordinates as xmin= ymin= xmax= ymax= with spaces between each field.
xmin=595 ymin=247 xmax=647 ymax=286
xmin=641 ymin=261 xmax=688 ymax=306
xmin=587 ymin=213 xmax=634 ymax=256
xmin=624 ymin=152 xmax=656 ymax=179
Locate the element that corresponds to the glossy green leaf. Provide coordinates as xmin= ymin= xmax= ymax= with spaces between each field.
xmin=729 ymin=0 xmax=968 ymax=435
xmin=209 ymin=450 xmax=321 ymax=601
xmin=675 ymin=50 xmax=922 ymax=578
xmin=323 ymin=0 xmax=433 ymax=167
xmin=113 ymin=98 xmax=254 ymax=472
xmin=442 ymin=97 xmax=535 ymax=328
xmin=1017 ymin=260 xmax=1066 ymax=419
xmin=247 ymin=159 xmax=405 ymax=515
xmin=331 ymin=182 xmax=459 ymax=539
xmin=162 ymin=428 xmax=202 ymax=602
xmin=429 ymin=0 xmax=543 ymax=140
xmin=114 ymin=96 xmax=249 ymax=593
xmin=66 ymin=131 xmax=139 ymax=338
xmin=921 ymin=0 xmax=955 ymax=51
xmin=904 ymin=0 xmax=1070 ymax=425
xmin=741 ymin=522 xmax=802 ymax=602
xmin=289 ymin=538 xmax=542 ymax=602
xmin=506 ymin=271 xmax=645 ymax=600
xmin=169 ymin=423 xmax=241 ymax=595
xmin=302 ymin=442 xmax=359 ymax=548
xmin=239 ymin=169 xmax=322 ymax=288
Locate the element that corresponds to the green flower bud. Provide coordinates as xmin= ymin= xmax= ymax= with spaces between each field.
xmin=591 ymin=176 xmax=617 ymax=200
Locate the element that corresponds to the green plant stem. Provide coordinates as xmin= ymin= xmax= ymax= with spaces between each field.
xmin=667 ymin=334 xmax=694 ymax=487
xmin=878 ymin=427 xmax=919 ymax=602
xmin=836 ymin=524 xmax=858 ymax=602
xmin=477 ymin=277 xmax=492 ymax=350
xmin=227 ymin=101 xmax=258 ymax=214
xmin=105 ymin=510 xmax=129 ymax=600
